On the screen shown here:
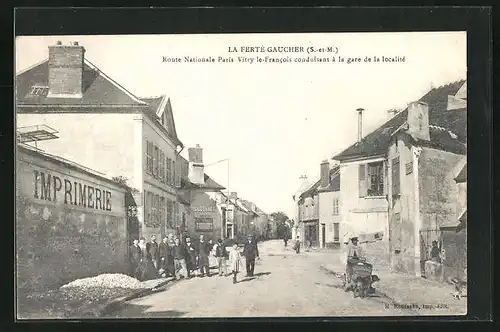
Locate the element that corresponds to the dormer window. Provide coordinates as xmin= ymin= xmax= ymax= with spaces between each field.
xmin=28 ymin=85 xmax=49 ymax=97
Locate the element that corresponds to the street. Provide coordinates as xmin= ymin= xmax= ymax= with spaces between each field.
xmin=107 ymin=241 xmax=420 ymax=318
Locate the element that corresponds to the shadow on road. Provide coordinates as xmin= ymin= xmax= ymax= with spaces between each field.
xmin=108 ymin=303 xmax=187 ymax=318
xmin=238 ymin=277 xmax=256 ymax=283
xmin=253 ymin=272 xmax=271 ymax=277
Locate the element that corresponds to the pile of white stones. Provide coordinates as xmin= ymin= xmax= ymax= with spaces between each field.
xmin=60 ymin=273 xmax=144 ymax=290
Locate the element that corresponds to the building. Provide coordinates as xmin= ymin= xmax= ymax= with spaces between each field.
xmin=292 ymin=175 xmax=313 ymax=241
xmin=386 ymin=81 xmax=466 ymax=276
xmin=333 ymin=80 xmax=466 ymax=273
xmin=177 ymin=145 xmax=227 ymax=242
xmin=297 ymin=179 xmax=320 ymax=247
xmin=16 ymin=41 xmax=184 ymax=242
xmin=16 ymin=143 xmax=128 ymax=293
xmin=317 ymin=161 xmax=341 ymax=248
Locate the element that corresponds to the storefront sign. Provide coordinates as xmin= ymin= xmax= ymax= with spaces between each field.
xmin=195 ymin=217 xmax=214 ymax=232
xmin=192 ymin=206 xmax=215 ymax=213
xmin=33 ymin=170 xmax=112 ymax=211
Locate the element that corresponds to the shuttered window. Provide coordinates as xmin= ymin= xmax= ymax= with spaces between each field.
xmin=166 ymin=199 xmax=173 ymax=228
xmin=159 ymin=150 xmax=165 ymax=182
xmin=146 ymin=141 xmax=154 ymax=174
xmin=153 ymin=145 xmax=159 ymax=176
xmin=166 ymin=158 xmax=172 ymax=185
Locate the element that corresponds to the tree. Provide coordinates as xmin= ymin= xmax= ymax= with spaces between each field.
xmin=112 ymin=176 xmax=139 ymax=194
xmin=270 ymin=211 xmax=291 ymax=240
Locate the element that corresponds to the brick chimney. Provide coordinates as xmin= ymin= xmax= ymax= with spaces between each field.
xmin=320 ymin=160 xmax=330 ymax=188
xmin=406 ymin=101 xmax=430 ymax=141
xmin=229 ymin=192 xmax=238 ymax=200
xmin=47 ymin=41 xmax=86 ymax=98
xmin=188 ymin=144 xmax=205 ymax=185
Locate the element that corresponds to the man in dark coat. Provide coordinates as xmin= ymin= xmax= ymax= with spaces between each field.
xmin=197 ymin=235 xmax=211 ymax=277
xmin=158 ymin=236 xmax=172 ymax=277
xmin=184 ymin=237 xmax=197 ymax=278
xmin=243 ymin=235 xmax=259 ymax=277
xmin=129 ymin=239 xmax=142 ymax=278
xmin=146 ymin=234 xmax=160 ymax=273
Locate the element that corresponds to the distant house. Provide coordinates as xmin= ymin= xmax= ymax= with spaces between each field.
xmin=317 ymin=161 xmax=341 ymax=248
xmin=292 ymin=175 xmax=313 ymax=241
xmin=297 ymin=179 xmax=321 ymax=247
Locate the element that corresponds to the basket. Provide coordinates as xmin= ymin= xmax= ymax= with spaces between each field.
xmin=352 ymin=263 xmax=373 ymax=278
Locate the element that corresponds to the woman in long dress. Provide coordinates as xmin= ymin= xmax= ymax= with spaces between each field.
xmin=138 ymin=237 xmax=156 ymax=281
xmin=229 ymin=243 xmax=242 ymax=284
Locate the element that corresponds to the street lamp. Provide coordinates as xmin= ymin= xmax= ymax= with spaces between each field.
xmin=204 ymin=158 xmax=230 ymax=239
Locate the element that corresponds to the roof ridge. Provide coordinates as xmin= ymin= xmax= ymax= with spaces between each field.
xmin=84 ymin=59 xmax=147 ymax=105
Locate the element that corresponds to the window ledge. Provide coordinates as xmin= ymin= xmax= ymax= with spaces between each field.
xmin=364 ymin=195 xmax=386 ymax=200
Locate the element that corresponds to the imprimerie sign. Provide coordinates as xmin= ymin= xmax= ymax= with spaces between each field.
xmin=33 ymin=170 xmax=112 ymax=211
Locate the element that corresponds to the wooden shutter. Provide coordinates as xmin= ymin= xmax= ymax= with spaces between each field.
xmin=358 ymin=164 xmax=367 ymax=197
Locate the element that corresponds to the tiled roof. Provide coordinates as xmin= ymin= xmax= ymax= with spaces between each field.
xmin=334 ymin=80 xmax=466 ymax=161
xmin=299 ymin=179 xmax=321 ymax=199
xmin=181 ymin=173 xmax=225 ymax=191
xmin=16 ymin=58 xmax=183 ymax=147
xmin=16 ymin=60 xmax=147 ymax=106
xmin=318 ymin=166 xmax=340 ymax=192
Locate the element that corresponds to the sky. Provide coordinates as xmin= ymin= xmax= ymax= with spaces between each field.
xmin=15 ymin=32 xmax=466 ymax=218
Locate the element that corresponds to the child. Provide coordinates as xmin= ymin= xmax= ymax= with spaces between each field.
xmin=229 ymin=243 xmax=242 ymax=284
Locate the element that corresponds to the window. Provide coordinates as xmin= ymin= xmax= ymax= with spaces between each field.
xmin=166 ymin=199 xmax=173 ymax=228
xmin=332 ymin=197 xmax=339 ymax=215
xmin=159 ymin=197 xmax=165 ymax=227
xmin=333 ymin=223 xmax=340 ymax=242
xmin=144 ymin=190 xmax=151 ymax=225
xmin=166 ymin=158 xmax=172 ymax=185
xmin=174 ymin=202 xmax=179 ymax=227
xmin=359 ymin=162 xmax=385 ymax=197
xmin=146 ymin=141 xmax=154 ymax=174
xmin=392 ymin=157 xmax=401 ymax=196
xmin=152 ymin=145 xmax=159 ymax=176
xmin=175 ymin=161 xmax=181 ymax=187
xmin=29 ymin=85 xmax=49 ymax=96
xmin=159 ymin=150 xmax=165 ymax=182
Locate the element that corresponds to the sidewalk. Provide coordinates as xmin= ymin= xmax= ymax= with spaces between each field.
xmin=321 ymin=262 xmax=467 ymax=314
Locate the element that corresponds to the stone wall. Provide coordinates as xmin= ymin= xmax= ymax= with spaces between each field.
xmin=16 ymin=147 xmax=128 ymax=292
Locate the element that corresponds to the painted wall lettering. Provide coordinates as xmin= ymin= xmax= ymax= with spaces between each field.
xmin=32 ymin=169 xmax=113 ymax=211
xmin=64 ymin=179 xmax=72 ymax=204
xmin=88 ymin=186 xmax=94 ymax=208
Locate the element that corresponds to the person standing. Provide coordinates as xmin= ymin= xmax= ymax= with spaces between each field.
xmin=215 ymin=238 xmax=228 ymax=277
xmin=138 ymin=237 xmax=155 ymax=281
xmin=146 ymin=234 xmax=160 ymax=274
xmin=185 ymin=237 xmax=197 ymax=278
xmin=283 ymin=234 xmax=288 ymax=248
xmin=229 ymin=243 xmax=242 ymax=284
xmin=293 ymin=236 xmax=301 ymax=254
xmin=197 ymin=235 xmax=211 ymax=277
xmin=172 ymin=237 xmax=188 ymax=279
xmin=243 ymin=235 xmax=259 ymax=277
xmin=158 ymin=236 xmax=170 ymax=277
xmin=129 ymin=239 xmax=142 ymax=278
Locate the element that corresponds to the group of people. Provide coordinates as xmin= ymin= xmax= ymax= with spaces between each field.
xmin=129 ymin=233 xmax=260 ymax=284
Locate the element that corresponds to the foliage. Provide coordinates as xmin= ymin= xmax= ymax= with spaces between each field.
xmin=111 ymin=176 xmax=139 ymax=194
xmin=270 ymin=211 xmax=292 ymax=239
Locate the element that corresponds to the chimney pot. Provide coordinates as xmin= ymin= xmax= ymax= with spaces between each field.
xmin=320 ymin=160 xmax=330 ymax=188
xmin=56 ymin=41 xmax=62 ymax=45
xmin=73 ymin=41 xmax=79 ymax=46
xmin=356 ymin=108 xmax=365 ymax=143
